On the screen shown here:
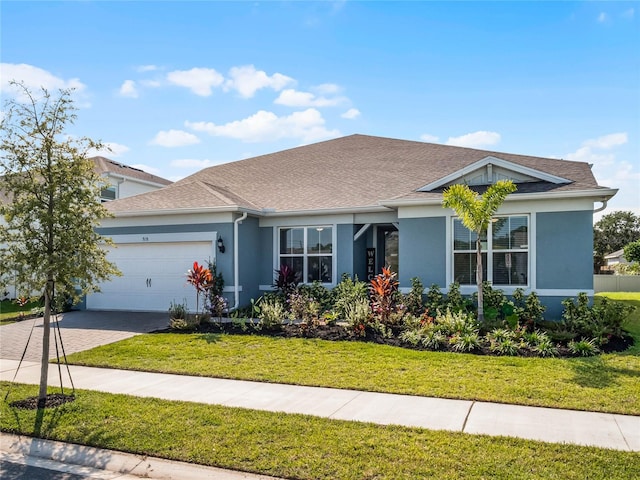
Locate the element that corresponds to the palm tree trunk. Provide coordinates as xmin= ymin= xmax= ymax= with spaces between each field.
xmin=38 ymin=279 xmax=53 ymax=407
xmin=476 ymin=236 xmax=484 ymax=323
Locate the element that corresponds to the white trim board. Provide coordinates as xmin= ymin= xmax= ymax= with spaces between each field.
xmin=418 ymin=156 xmax=572 ymax=191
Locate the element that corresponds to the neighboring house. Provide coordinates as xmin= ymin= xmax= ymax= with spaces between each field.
xmin=92 ymin=156 xmax=172 ymax=201
xmin=604 ymin=249 xmax=629 ymax=268
xmin=0 ymin=157 xmax=171 ymax=300
xmin=89 ymin=134 xmax=617 ymax=318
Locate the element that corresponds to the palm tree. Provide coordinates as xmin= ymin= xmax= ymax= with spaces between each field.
xmin=442 ymin=180 xmax=517 ymax=322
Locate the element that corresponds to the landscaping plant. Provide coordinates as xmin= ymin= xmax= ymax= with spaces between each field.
xmin=442 ymin=180 xmax=517 ymax=322
xmin=257 ymin=297 xmax=286 ymax=330
xmin=333 ymin=273 xmax=368 ymax=319
xmin=369 ymin=266 xmax=400 ymax=324
xmin=186 ymin=261 xmax=213 ymax=319
xmin=274 ymin=264 xmax=299 ymax=297
xmin=404 ymin=277 xmax=426 ymax=316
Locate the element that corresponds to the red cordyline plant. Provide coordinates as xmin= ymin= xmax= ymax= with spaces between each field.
xmin=369 ymin=266 xmax=399 ymax=324
xmin=186 ymin=261 xmax=213 ymax=317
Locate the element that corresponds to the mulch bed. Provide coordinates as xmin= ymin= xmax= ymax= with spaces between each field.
xmin=9 ymin=393 xmax=76 ymax=410
xmin=156 ymin=321 xmax=635 ymax=357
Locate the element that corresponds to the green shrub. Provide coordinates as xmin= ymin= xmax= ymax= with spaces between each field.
xmin=435 ymin=308 xmax=479 ymax=336
xmin=399 ymin=329 xmax=422 ymax=347
xmin=168 ymin=318 xmax=195 ymax=331
xmin=258 ymin=298 xmax=286 ymax=330
xmin=425 ymin=284 xmax=445 ymax=313
xmin=450 ymin=331 xmax=482 ymax=352
xmin=421 ymin=329 xmax=448 ymax=350
xmin=168 ymin=300 xmax=188 ymax=320
xmin=344 ymin=298 xmax=371 ymax=336
xmin=333 ymin=274 xmax=368 ymax=319
xmin=532 ymin=337 xmax=559 ymax=357
xmin=489 ymin=338 xmax=519 ymax=356
xmin=512 ymin=288 xmax=546 ymax=326
xmin=562 ymin=292 xmax=635 ymax=342
xmin=445 ymin=282 xmax=471 ymax=313
xmin=404 ymin=277 xmax=425 ymax=316
xmin=568 ymin=338 xmax=600 ymax=357
xmin=487 ymin=328 xmax=513 ymax=342
xmin=298 ymin=281 xmax=334 ymax=313
xmin=287 ymin=290 xmax=320 ymax=324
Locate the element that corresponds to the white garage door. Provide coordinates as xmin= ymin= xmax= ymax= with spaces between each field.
xmin=86 ymin=241 xmax=213 ymax=312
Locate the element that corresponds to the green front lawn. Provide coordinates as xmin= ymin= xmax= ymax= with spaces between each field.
xmin=2 ymin=382 xmax=638 ymax=480
xmin=64 ymin=293 xmax=640 ymax=415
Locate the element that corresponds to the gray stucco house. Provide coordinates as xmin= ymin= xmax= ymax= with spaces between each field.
xmin=89 ymin=134 xmax=617 ymax=318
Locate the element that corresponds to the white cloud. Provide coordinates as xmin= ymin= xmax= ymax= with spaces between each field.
xmin=341 ymin=108 xmax=361 ymax=120
xmin=0 ymin=63 xmax=87 ymax=101
xmin=622 ymin=8 xmax=635 ymax=19
xmin=314 ymin=83 xmax=341 ymax=94
xmin=118 ymin=80 xmax=138 ymax=98
xmin=445 ymin=131 xmax=501 ymax=148
xmin=136 ymin=65 xmax=158 ymax=72
xmin=186 ymin=108 xmax=340 ymax=143
xmin=597 ymin=12 xmax=608 ymax=23
xmin=583 ymin=132 xmax=628 ymax=149
xmin=140 ymin=79 xmax=162 ymax=88
xmin=167 ymin=67 xmax=224 ymax=96
xmin=420 ymin=133 xmax=439 ymax=143
xmin=170 ymin=158 xmax=216 ymax=169
xmin=224 ymin=65 xmax=295 ymax=98
xmin=87 ymin=142 xmax=130 ymax=158
xmin=274 ymin=88 xmax=346 ymax=107
xmin=150 ymin=129 xmax=201 ymax=147
xmin=566 ymin=132 xmax=639 ymax=218
xmin=130 ymin=164 xmax=162 ymax=176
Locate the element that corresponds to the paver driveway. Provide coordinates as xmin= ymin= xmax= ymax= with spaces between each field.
xmin=0 ymin=311 xmax=168 ymax=361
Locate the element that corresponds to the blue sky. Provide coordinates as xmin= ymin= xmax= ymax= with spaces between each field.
xmin=1 ymin=1 xmax=638 ymax=218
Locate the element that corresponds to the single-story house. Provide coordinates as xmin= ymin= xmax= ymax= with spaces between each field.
xmin=88 ymin=134 xmax=617 ymax=319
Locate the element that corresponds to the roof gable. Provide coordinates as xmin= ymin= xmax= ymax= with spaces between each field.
xmin=418 ymin=156 xmax=572 ymax=192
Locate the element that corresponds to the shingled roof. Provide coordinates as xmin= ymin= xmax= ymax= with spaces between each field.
xmin=105 ymin=134 xmax=613 ymax=215
xmin=92 ymin=156 xmax=172 ymax=186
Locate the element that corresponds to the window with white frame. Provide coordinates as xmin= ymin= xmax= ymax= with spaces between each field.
xmin=453 ymin=215 xmax=528 ymax=286
xmin=279 ymin=226 xmax=333 ymax=283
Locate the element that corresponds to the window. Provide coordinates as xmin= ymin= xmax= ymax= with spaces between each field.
xmin=452 ymin=215 xmax=528 ymax=286
xmin=100 ymin=186 xmax=117 ymax=202
xmin=279 ymin=226 xmax=333 ymax=283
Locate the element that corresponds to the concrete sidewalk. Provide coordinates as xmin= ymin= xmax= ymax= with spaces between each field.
xmin=2 ymin=359 xmax=639 ymax=453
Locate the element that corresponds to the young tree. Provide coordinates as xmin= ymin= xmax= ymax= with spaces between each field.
xmin=442 ymin=180 xmax=517 ymax=322
xmin=0 ymin=82 xmax=120 ymax=407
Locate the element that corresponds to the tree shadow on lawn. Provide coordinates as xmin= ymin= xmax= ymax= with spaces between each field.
xmin=195 ymin=334 xmax=222 ymax=344
xmin=569 ymin=356 xmax=640 ymax=389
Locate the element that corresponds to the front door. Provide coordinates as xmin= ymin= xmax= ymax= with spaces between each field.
xmin=380 ymin=227 xmax=399 ymax=277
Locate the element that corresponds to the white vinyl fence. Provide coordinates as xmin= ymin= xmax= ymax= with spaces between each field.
xmin=594 ymin=275 xmax=640 ymax=293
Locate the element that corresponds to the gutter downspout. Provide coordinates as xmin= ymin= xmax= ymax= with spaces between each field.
xmin=594 ymin=199 xmax=608 ymax=214
xmin=231 ymin=211 xmax=248 ymax=311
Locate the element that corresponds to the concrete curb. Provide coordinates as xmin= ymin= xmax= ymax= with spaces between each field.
xmin=1 ymin=432 xmax=282 ymax=480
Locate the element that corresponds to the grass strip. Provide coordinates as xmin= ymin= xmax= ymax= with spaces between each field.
xmin=2 ymin=382 xmax=639 ymax=480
